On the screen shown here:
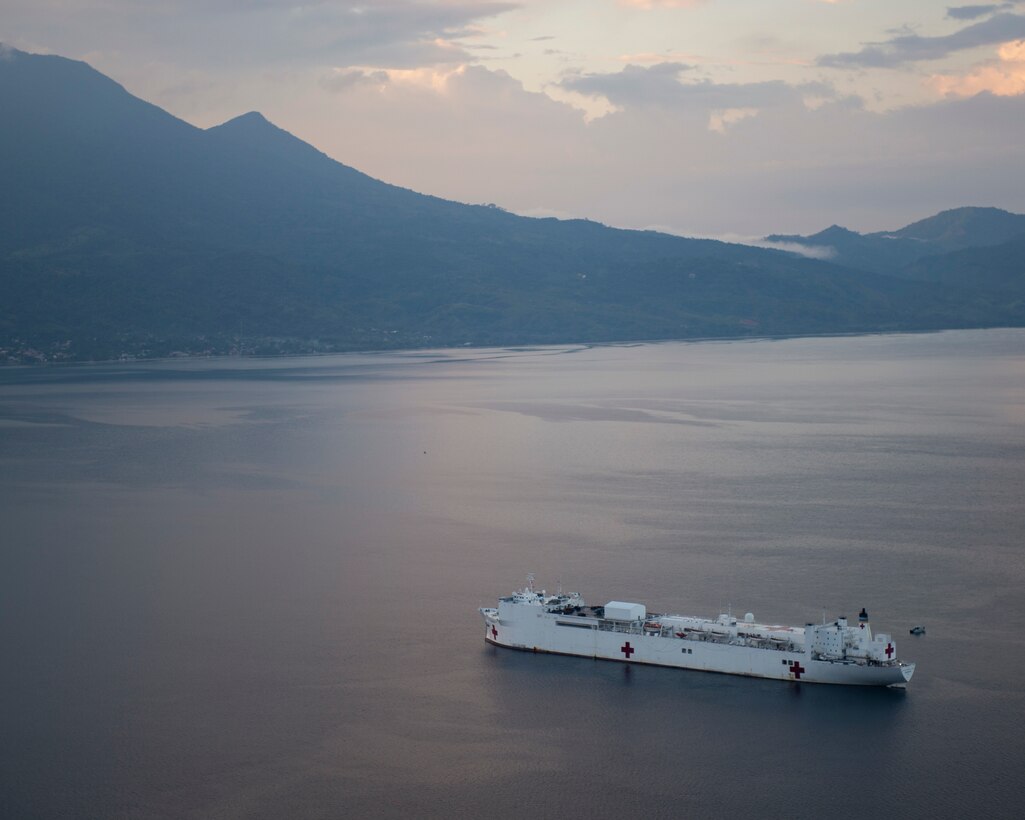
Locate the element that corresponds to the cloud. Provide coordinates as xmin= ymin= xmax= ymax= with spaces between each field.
xmin=946 ymin=4 xmax=1014 ymax=21
xmin=707 ymin=107 xmax=759 ymax=133
xmin=817 ymin=12 xmax=1025 ymax=68
xmin=0 ymin=1 xmax=519 ymax=70
xmin=5 ymin=1 xmax=1024 ymax=237
xmin=321 ymin=67 xmax=391 ymax=92
xmin=288 ymin=58 xmax=1024 ymax=236
xmin=747 ymin=240 xmax=838 ymax=260
xmin=931 ymin=38 xmax=1025 ymax=96
xmin=283 ymin=62 xmax=609 ymax=212
xmin=561 ymin=62 xmax=694 ymax=107
xmin=560 ymin=61 xmax=833 ymax=117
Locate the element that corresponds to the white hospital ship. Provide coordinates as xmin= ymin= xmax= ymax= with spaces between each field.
xmin=480 ymin=577 xmax=915 ymax=687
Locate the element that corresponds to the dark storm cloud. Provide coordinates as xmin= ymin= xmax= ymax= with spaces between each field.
xmin=560 ymin=62 xmax=831 ymax=111
xmin=817 ymin=13 xmax=1025 ymax=68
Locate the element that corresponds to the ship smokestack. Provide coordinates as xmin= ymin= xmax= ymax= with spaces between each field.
xmin=857 ymin=607 xmax=872 ymax=640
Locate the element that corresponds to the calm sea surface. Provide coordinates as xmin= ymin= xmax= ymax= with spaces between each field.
xmin=2 ymin=329 xmax=1024 ymax=819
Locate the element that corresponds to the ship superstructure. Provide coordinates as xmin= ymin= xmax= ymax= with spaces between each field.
xmin=479 ymin=577 xmax=915 ymax=687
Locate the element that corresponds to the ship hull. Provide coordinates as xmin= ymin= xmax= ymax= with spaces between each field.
xmin=482 ymin=609 xmax=914 ymax=687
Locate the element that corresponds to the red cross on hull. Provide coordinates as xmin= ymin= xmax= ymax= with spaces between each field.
xmin=621 ymin=641 xmax=635 ymax=659
xmin=790 ymin=662 xmax=806 ymax=680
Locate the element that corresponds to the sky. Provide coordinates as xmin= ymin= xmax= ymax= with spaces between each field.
xmin=3 ymin=0 xmax=1025 ymax=236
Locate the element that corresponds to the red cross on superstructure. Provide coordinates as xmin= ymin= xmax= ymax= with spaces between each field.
xmin=885 ymin=642 xmax=894 ymax=658
xmin=621 ymin=641 xmax=635 ymax=658
xmin=490 ymin=625 xmax=498 ymax=640
xmin=790 ymin=662 xmax=806 ymax=680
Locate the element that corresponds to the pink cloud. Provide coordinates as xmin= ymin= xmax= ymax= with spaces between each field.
xmin=930 ymin=39 xmax=1025 ymax=96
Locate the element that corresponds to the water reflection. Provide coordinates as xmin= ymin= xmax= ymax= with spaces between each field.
xmin=1 ymin=329 xmax=1023 ymax=819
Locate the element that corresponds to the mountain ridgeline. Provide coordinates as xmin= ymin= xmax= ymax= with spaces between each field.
xmin=1 ymin=46 xmax=1023 ymax=362
xmin=766 ymin=208 xmax=1025 ymax=282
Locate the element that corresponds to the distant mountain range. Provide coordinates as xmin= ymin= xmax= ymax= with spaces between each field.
xmin=766 ymin=207 xmax=1025 ymax=281
xmin=1 ymin=46 xmax=1023 ymax=363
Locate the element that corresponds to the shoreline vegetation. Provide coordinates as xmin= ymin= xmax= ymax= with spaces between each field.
xmin=2 ymin=326 xmax=1013 ymax=369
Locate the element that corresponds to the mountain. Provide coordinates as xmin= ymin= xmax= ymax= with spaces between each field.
xmin=1 ymin=47 xmax=1023 ymax=363
xmin=766 ymin=207 xmax=1025 ymax=277
xmin=766 ymin=225 xmax=931 ymax=273
xmin=885 ymin=207 xmax=1025 ymax=247
xmin=902 ymin=236 xmax=1025 ymax=298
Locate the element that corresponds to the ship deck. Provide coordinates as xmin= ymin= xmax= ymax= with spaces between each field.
xmin=555 ymin=607 xmax=802 ymax=654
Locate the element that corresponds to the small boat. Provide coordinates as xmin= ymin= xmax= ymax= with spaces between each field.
xmin=909 ymin=625 xmax=926 ymax=635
